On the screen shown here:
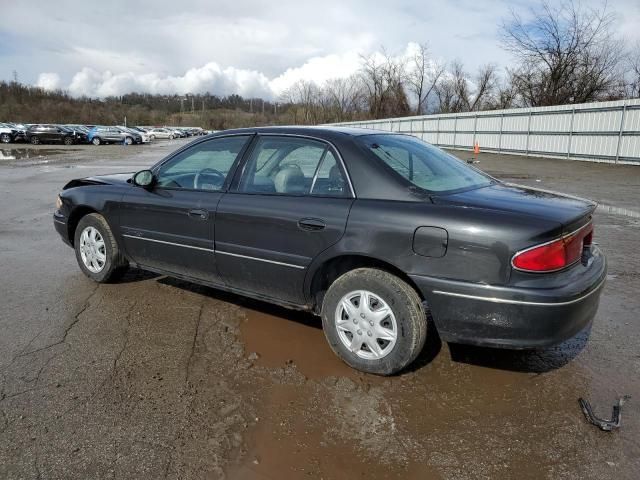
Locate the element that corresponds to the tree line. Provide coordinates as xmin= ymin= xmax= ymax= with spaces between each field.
xmin=1 ymin=1 xmax=639 ymax=129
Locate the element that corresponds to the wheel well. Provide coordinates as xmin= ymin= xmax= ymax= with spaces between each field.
xmin=66 ymin=206 xmax=98 ymax=246
xmin=309 ymin=255 xmax=424 ymax=313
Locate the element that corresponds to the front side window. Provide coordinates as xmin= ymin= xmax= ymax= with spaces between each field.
xmin=357 ymin=134 xmax=492 ymax=193
xmin=238 ymin=136 xmax=348 ymax=197
xmin=156 ymin=135 xmax=249 ymax=191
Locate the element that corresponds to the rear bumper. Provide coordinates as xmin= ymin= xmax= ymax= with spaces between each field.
xmin=410 ymin=246 xmax=607 ymax=349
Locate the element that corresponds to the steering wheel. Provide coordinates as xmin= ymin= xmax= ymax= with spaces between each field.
xmin=194 ymin=168 xmax=225 ymax=190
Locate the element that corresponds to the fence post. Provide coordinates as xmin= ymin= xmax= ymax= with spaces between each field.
xmin=453 ymin=116 xmax=458 ymax=148
xmin=498 ymin=114 xmax=504 ymax=153
xmin=472 ymin=114 xmax=478 ymax=148
xmin=567 ymin=107 xmax=575 ymax=159
xmin=436 ymin=117 xmax=441 ymax=146
xmin=525 ymin=111 xmax=532 ymax=156
xmin=421 ymin=117 xmax=425 ymax=141
xmin=615 ymin=103 xmax=627 ymax=164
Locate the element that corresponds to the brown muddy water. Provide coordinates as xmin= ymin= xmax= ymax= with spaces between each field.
xmin=0 ymin=143 xmax=638 ymax=479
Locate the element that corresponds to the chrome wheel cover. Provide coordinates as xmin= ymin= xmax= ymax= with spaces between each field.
xmin=335 ymin=290 xmax=398 ymax=360
xmin=79 ymin=226 xmax=106 ymax=273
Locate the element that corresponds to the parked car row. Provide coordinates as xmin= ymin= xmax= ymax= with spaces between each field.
xmin=0 ymin=122 xmax=207 ymax=145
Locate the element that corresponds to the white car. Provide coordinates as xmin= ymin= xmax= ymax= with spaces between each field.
xmin=147 ymin=128 xmax=175 ymax=140
xmin=0 ymin=124 xmax=17 ymax=143
xmin=118 ymin=126 xmax=152 ymax=143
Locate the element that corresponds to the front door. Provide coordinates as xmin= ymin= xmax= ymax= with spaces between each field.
xmin=119 ymin=135 xmax=252 ymax=283
xmin=216 ymin=135 xmax=354 ymax=304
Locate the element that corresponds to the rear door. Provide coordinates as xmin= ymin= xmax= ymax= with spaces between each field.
xmin=215 ymin=134 xmax=354 ymax=304
xmin=119 ymin=135 xmax=252 ymax=283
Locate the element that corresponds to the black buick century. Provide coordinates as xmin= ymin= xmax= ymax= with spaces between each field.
xmin=53 ymin=126 xmax=606 ymax=374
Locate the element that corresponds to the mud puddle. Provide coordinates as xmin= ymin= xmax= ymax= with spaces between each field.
xmin=239 ymin=307 xmax=362 ymax=380
xmin=0 ymin=147 xmax=78 ymax=161
xmin=227 ymin=381 xmax=441 ymax=480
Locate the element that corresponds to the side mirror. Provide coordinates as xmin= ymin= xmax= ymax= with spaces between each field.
xmin=132 ymin=170 xmax=155 ymax=188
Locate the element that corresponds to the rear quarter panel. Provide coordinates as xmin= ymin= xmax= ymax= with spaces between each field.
xmin=307 ymin=199 xmax=563 ymax=291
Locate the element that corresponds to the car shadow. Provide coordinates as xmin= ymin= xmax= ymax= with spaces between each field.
xmin=138 ymin=275 xmax=589 ymax=376
xmin=116 ymin=268 xmax=161 ymax=283
xmin=156 ymin=276 xmax=322 ymax=330
xmin=446 ymin=324 xmax=592 ymax=374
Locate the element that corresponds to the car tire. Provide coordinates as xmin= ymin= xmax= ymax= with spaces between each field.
xmin=169 ymin=135 xmax=174 ymax=140
xmin=74 ymin=213 xmax=128 ymax=283
xmin=321 ymin=268 xmax=427 ymax=375
xmin=92 ymin=137 xmax=101 ymax=146
xmin=125 ymin=136 xmax=133 ymax=145
xmin=64 ymin=136 xmax=74 ymax=145
xmin=0 ymin=133 xmax=11 ymax=143
xmin=30 ymin=136 xmax=40 ymax=145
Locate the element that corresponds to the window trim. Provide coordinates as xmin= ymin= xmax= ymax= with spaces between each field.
xmin=151 ymin=133 xmax=253 ymax=193
xmin=229 ymin=133 xmax=355 ymax=198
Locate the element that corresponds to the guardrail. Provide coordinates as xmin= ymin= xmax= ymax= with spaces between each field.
xmin=333 ymin=98 xmax=640 ymax=164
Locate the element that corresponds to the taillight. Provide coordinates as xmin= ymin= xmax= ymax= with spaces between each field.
xmin=512 ymin=223 xmax=594 ymax=272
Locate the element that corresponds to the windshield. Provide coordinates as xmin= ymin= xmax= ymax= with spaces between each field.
xmin=357 ymin=134 xmax=492 ymax=193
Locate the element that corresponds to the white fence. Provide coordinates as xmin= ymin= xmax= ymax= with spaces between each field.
xmin=334 ymin=98 xmax=640 ymax=164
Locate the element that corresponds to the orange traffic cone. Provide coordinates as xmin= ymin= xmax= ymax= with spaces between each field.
xmin=473 ymin=141 xmax=480 ymax=155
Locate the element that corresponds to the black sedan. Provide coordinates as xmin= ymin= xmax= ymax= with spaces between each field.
xmin=27 ymin=125 xmax=83 ymax=145
xmin=53 ymin=126 xmax=606 ymax=374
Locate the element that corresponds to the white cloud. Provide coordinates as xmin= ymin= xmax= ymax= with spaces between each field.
xmin=36 ymin=72 xmax=61 ymax=91
xmin=66 ymin=64 xmax=273 ymax=98
xmin=52 ymin=43 xmax=433 ymax=99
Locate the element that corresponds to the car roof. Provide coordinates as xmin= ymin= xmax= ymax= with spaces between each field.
xmin=215 ymin=125 xmax=397 ymax=139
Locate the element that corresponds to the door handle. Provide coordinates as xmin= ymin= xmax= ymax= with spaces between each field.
xmin=298 ymin=218 xmax=326 ymax=231
xmin=188 ymin=209 xmax=209 ymax=220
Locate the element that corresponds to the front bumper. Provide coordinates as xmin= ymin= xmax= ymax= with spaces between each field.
xmin=410 ymin=246 xmax=607 ymax=349
xmin=53 ymin=211 xmax=72 ymax=247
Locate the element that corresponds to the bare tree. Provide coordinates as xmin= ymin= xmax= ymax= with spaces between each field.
xmin=500 ymin=0 xmax=624 ymax=106
xmin=406 ymin=43 xmax=446 ymax=114
xmin=360 ymin=50 xmax=410 ymax=118
xmin=627 ymin=42 xmax=640 ymax=98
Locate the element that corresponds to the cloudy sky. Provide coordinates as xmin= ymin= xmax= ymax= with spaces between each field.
xmin=1 ymin=0 xmax=639 ymax=99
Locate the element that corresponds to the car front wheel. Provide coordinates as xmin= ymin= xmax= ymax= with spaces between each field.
xmin=30 ymin=136 xmax=40 ymax=145
xmin=64 ymin=136 xmax=74 ymax=145
xmin=0 ymin=133 xmax=11 ymax=143
xmin=92 ymin=137 xmax=101 ymax=146
xmin=74 ymin=213 xmax=128 ymax=283
xmin=321 ymin=268 xmax=427 ymax=375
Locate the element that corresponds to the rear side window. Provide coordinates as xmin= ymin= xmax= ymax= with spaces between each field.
xmin=357 ymin=134 xmax=492 ymax=193
xmin=237 ymin=136 xmax=349 ymax=197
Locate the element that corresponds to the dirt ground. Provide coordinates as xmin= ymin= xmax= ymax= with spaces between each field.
xmin=0 ymin=140 xmax=638 ymax=479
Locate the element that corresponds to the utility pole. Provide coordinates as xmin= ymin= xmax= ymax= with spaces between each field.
xmin=191 ymin=96 xmax=194 ymax=113
xmin=262 ymin=99 xmax=265 ymax=115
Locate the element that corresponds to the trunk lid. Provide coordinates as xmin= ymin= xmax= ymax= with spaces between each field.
xmin=433 ymin=182 xmax=596 ymax=229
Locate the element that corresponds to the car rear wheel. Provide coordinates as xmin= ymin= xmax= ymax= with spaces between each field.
xmin=321 ymin=268 xmax=427 ymax=375
xmin=64 ymin=136 xmax=74 ymax=145
xmin=30 ymin=136 xmax=40 ymax=145
xmin=125 ymin=136 xmax=133 ymax=145
xmin=74 ymin=213 xmax=128 ymax=283
xmin=0 ymin=133 xmax=11 ymax=143
xmin=92 ymin=137 xmax=101 ymax=146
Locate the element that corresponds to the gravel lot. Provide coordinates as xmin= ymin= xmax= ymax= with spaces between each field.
xmin=0 ymin=140 xmax=639 ymax=479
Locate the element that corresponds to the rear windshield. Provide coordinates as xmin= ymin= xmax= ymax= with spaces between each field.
xmin=357 ymin=134 xmax=492 ymax=193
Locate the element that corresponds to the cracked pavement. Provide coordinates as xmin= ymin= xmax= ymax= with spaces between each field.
xmin=0 ymin=141 xmax=639 ymax=479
